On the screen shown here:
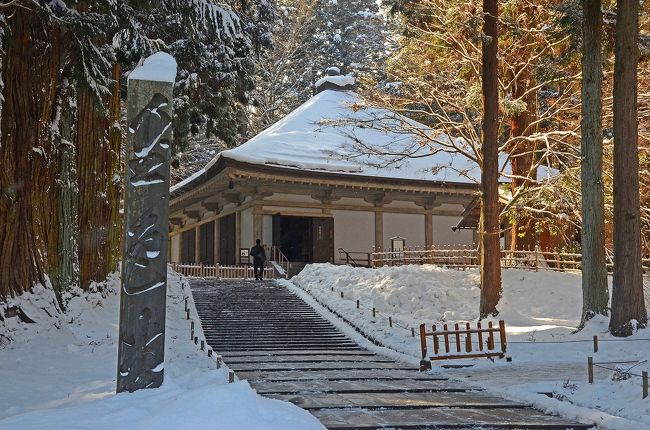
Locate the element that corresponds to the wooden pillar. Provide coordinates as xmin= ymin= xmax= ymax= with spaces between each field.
xmin=425 ymin=212 xmax=433 ymax=248
xmin=194 ymin=225 xmax=200 ymax=264
xmin=177 ymin=231 xmax=183 ymax=263
xmin=253 ymin=205 xmax=263 ymax=242
xmin=213 ymin=219 xmax=220 ymax=264
xmin=375 ymin=210 xmax=384 ymax=251
xmin=235 ymin=211 xmax=241 ymax=258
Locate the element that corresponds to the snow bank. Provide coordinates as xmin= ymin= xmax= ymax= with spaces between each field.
xmin=0 ymin=271 xmax=323 ymax=430
xmin=128 ymin=52 xmax=177 ymax=83
xmin=292 ymin=264 xmax=650 ymax=429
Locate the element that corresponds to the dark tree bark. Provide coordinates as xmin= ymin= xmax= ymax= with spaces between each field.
xmin=579 ymin=0 xmax=609 ymax=327
xmin=508 ymin=69 xmax=537 ymax=252
xmin=610 ymin=0 xmax=647 ymax=336
xmin=76 ymin=72 xmax=122 ymax=290
xmin=479 ymin=0 xmax=502 ymax=318
xmin=0 ymin=9 xmax=61 ymax=298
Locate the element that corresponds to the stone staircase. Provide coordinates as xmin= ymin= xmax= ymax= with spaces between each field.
xmin=191 ymin=279 xmax=590 ymax=430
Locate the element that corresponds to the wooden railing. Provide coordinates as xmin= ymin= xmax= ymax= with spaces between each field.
xmin=170 ymin=263 xmax=276 ymax=279
xmin=419 ymin=320 xmax=507 ymax=369
xmin=337 ymin=248 xmax=372 ymax=267
xmin=269 ymin=246 xmax=290 ymax=277
xmin=371 ymin=245 xmax=650 ymax=274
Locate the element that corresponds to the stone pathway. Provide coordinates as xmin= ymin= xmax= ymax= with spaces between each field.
xmin=191 ymin=279 xmax=590 ymax=429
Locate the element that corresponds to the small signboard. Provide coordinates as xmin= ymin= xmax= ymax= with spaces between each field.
xmin=239 ymin=248 xmax=250 ymax=265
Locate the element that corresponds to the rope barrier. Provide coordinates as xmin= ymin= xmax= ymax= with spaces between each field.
xmin=327 ymin=284 xmax=650 ymax=344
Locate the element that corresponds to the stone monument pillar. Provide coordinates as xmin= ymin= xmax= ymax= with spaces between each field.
xmin=117 ymin=52 xmax=177 ymax=393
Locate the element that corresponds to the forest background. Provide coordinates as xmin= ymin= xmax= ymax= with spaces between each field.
xmin=0 ymin=0 xmax=648 ymax=312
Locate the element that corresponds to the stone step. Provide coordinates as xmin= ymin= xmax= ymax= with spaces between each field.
xmin=236 ymin=369 xmax=447 ymax=382
xmin=269 ymin=391 xmax=523 ymax=410
xmin=313 ymin=407 xmax=592 ymax=429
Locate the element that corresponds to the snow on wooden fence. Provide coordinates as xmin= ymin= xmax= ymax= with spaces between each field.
xmin=371 ymin=245 xmax=650 ymax=274
xmin=418 ymin=320 xmax=507 ymax=370
xmin=170 ymin=263 xmax=276 ymax=279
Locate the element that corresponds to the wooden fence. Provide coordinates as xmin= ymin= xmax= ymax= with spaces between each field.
xmin=170 ymin=263 xmax=276 ymax=279
xmin=419 ymin=320 xmax=507 ymax=369
xmin=371 ymin=245 xmax=650 ymax=274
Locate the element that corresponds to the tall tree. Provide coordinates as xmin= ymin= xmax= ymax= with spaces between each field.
xmin=479 ymin=0 xmax=502 ymax=318
xmin=610 ymin=0 xmax=647 ymax=336
xmin=579 ymin=0 xmax=608 ymax=326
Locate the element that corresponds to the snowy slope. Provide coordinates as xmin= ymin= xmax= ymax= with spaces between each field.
xmin=292 ymin=264 xmax=650 ymax=429
xmin=0 ymin=271 xmax=323 ymax=430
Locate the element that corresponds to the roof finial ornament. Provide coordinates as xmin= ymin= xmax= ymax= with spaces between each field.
xmin=315 ymin=66 xmax=355 ymax=93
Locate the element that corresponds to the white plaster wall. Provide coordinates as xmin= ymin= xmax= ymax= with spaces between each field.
xmin=170 ymin=234 xmax=181 ymax=263
xmin=383 ymin=213 xmax=425 ymax=250
xmin=332 ymin=210 xmax=374 ymax=263
xmin=432 ymin=215 xmax=474 ymax=246
xmin=240 ymin=208 xmax=254 ymax=249
xmin=262 ymin=214 xmax=273 ymax=246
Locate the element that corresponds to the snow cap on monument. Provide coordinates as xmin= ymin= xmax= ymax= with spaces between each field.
xmin=128 ymin=52 xmax=177 ymax=83
xmin=315 ymin=66 xmax=355 ymax=93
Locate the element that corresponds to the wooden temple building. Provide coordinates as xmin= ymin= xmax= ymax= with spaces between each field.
xmin=168 ymin=74 xmax=480 ymax=271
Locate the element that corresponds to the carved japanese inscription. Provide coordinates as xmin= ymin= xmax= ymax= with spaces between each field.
xmin=117 ymin=90 xmax=173 ymax=393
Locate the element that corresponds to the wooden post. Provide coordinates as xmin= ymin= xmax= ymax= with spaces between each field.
xmin=432 ymin=325 xmax=439 ymax=354
xmin=588 ymin=356 xmax=594 ymax=383
xmin=454 ymin=323 xmax=461 ymax=352
xmin=465 ymin=322 xmax=472 ymax=352
xmin=200 ymin=340 xmax=205 ymax=351
xmin=186 ymin=309 xmax=190 ymax=320
xmin=194 ymin=225 xmax=200 ymax=265
xmin=419 ymin=324 xmax=427 ymax=359
xmin=253 ymin=207 xmax=263 ymax=243
xmin=487 ymin=321 xmax=495 ymax=350
xmin=184 ymin=297 xmax=188 ymax=312
xmin=214 ymin=219 xmax=220 ymax=265
xmin=216 ymin=356 xmax=222 ymax=368
xmin=190 ymin=329 xmax=194 ymax=340
xmin=389 ymin=316 xmax=392 ymax=327
xmin=443 ymin=323 xmax=450 ymax=353
xmin=498 ymin=320 xmax=507 ymax=353
xmin=424 ymin=212 xmax=433 ymax=252
xmin=235 ymin=211 xmax=241 ymax=259
xmin=593 ymin=335 xmax=599 ymax=353
xmin=117 ymin=53 xmax=176 ymax=393
xmin=374 ymin=211 xmax=384 ymax=253
xmin=477 ymin=322 xmax=484 ymax=351
xmin=643 ymin=371 xmax=648 ymax=399
xmin=208 ymin=349 xmax=212 ymax=357
xmin=228 ymin=371 xmax=235 ymax=383
xmin=194 ymin=336 xmax=198 ymax=345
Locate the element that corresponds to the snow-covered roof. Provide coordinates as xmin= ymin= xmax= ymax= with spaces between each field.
xmin=314 ymin=74 xmax=356 ymax=90
xmin=172 ymin=90 xmax=556 ymax=194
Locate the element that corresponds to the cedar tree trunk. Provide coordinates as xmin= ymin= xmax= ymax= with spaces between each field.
xmin=479 ymin=0 xmax=502 ymax=318
xmin=610 ymin=0 xmax=647 ymax=336
xmin=580 ymin=0 xmax=609 ymax=326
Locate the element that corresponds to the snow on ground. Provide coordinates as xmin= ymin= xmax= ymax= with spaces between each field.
xmin=292 ymin=263 xmax=650 ymax=430
xmin=0 ymin=271 xmax=323 ymax=430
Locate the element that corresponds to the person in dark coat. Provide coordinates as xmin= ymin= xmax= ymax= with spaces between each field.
xmin=250 ymin=239 xmax=267 ymax=280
